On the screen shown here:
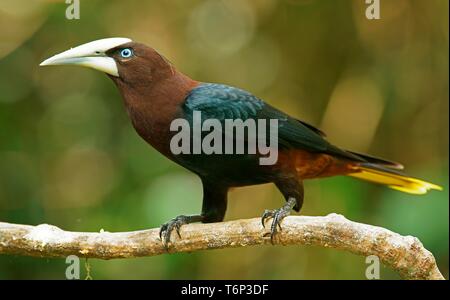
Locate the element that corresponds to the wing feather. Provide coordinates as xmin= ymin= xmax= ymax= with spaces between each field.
xmin=184 ymin=83 xmax=363 ymax=162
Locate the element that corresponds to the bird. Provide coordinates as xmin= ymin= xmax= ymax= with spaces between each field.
xmin=40 ymin=37 xmax=442 ymax=246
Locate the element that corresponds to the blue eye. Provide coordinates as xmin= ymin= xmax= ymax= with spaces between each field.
xmin=120 ymin=48 xmax=133 ymax=58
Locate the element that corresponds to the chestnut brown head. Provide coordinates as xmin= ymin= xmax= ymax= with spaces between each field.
xmin=40 ymin=38 xmax=173 ymax=88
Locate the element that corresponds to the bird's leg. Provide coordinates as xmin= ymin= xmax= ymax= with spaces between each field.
xmin=262 ymin=178 xmax=304 ymax=244
xmin=159 ymin=180 xmax=228 ymax=248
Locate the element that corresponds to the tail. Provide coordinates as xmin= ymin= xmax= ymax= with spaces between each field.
xmin=347 ymin=163 xmax=442 ymax=195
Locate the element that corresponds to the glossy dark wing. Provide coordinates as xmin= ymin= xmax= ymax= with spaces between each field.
xmin=183 ymin=83 xmax=363 ymax=161
xmin=184 ymin=83 xmax=264 ymax=120
xmin=296 ymin=119 xmax=326 ymax=137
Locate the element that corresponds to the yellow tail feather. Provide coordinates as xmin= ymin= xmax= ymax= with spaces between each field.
xmin=348 ymin=166 xmax=442 ymax=195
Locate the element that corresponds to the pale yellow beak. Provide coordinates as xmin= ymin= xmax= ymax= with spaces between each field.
xmin=40 ymin=37 xmax=132 ymax=77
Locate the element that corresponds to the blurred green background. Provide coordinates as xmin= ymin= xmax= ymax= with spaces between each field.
xmin=0 ymin=0 xmax=448 ymax=279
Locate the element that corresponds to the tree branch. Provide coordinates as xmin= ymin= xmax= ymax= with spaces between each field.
xmin=0 ymin=213 xmax=444 ymax=280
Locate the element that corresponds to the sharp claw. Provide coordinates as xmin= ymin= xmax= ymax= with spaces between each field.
xmin=261 ymin=215 xmax=267 ymax=228
xmin=261 ymin=209 xmax=274 ymax=228
xmin=159 ymin=225 xmax=165 ymax=240
xmin=270 ymin=228 xmax=276 ymax=245
xmin=175 ymin=223 xmax=182 ymax=238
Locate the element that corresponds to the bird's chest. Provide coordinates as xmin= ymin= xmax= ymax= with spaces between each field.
xmin=126 ymin=104 xmax=176 ymax=158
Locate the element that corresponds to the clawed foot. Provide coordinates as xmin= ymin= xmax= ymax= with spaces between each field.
xmin=261 ymin=197 xmax=296 ymax=244
xmin=159 ymin=215 xmax=190 ymax=249
xmin=159 ymin=214 xmax=203 ymax=249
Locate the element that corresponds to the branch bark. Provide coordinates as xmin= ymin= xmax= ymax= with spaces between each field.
xmin=0 ymin=213 xmax=444 ymax=280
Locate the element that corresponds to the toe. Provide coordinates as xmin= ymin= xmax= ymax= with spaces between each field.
xmin=163 ymin=224 xmax=173 ymax=247
xmin=270 ymin=213 xmax=280 ymax=244
xmin=159 ymin=223 xmax=167 ymax=240
xmin=175 ymin=221 xmax=182 ymax=238
xmin=269 ymin=209 xmax=289 ymax=244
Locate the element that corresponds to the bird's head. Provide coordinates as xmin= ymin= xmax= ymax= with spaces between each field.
xmin=40 ymin=38 xmax=174 ymax=86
